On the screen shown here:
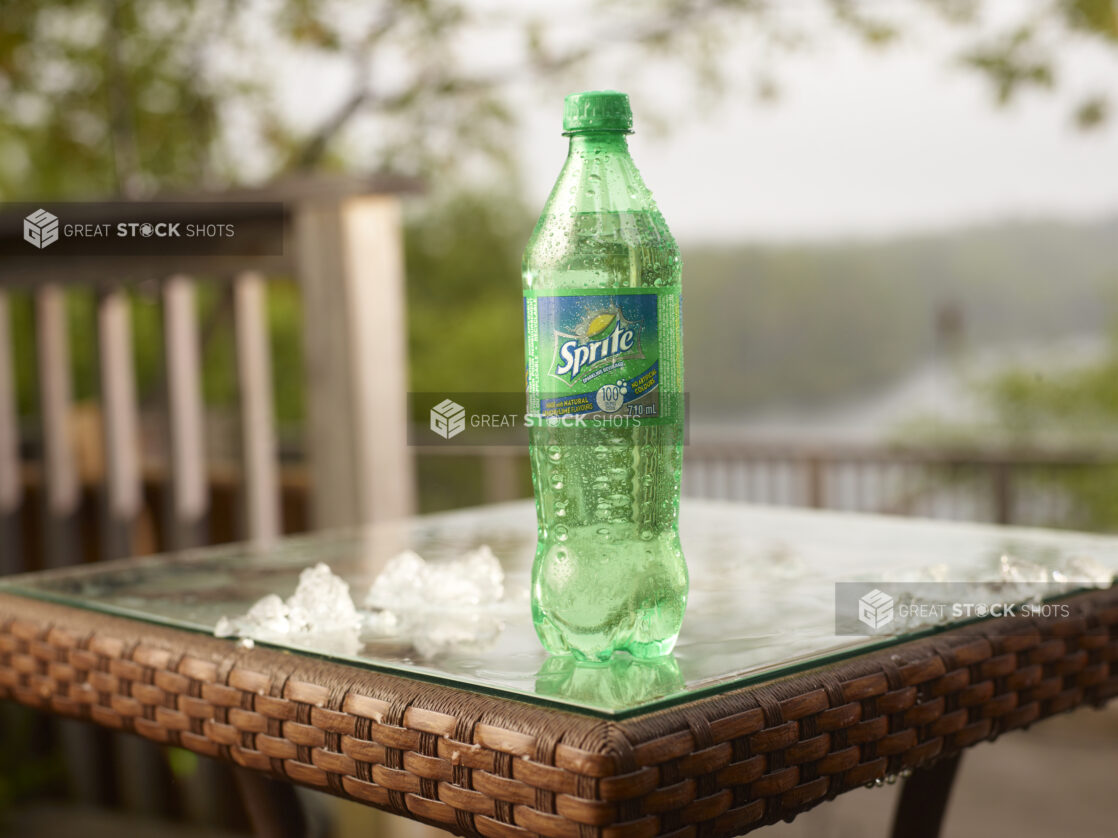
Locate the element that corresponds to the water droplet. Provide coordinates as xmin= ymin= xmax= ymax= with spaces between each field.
xmin=547 ymin=445 xmax=562 ymax=462
xmin=555 ymin=525 xmax=568 ymax=541
xmin=596 ymin=527 xmax=610 ymax=537
xmin=640 ymin=530 xmax=654 ymax=541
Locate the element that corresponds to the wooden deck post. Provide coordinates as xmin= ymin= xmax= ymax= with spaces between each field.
xmin=295 ymin=195 xmax=415 ymax=527
xmin=97 ymin=286 xmax=142 ymax=561
xmin=806 ymin=455 xmax=825 ymax=509
xmin=161 ymin=275 xmax=209 ymax=550
xmin=233 ymin=270 xmax=281 ymax=542
xmin=992 ymin=462 xmax=1014 ymax=526
xmin=34 ymin=284 xmax=81 ymax=569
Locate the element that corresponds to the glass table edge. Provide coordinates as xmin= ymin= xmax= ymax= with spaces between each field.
xmin=9 ymin=578 xmax=1085 ymax=720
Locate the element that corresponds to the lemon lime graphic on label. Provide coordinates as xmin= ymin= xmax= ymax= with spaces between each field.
xmin=586 ymin=312 xmax=617 ymax=340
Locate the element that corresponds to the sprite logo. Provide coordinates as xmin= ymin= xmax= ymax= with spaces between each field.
xmin=551 ymin=306 xmax=643 ymax=386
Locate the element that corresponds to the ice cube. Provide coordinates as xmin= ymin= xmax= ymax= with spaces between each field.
xmin=244 ymin=594 xmax=291 ymax=635
xmin=364 ymin=546 xmax=505 ymax=610
xmin=214 ymin=616 xmax=235 ymax=638
xmin=365 ymin=550 xmax=427 ymax=611
xmin=362 ymin=545 xmax=509 ymax=657
xmin=287 ymin=563 xmax=360 ymax=634
xmin=1052 ymin=555 xmax=1115 ymax=588
xmin=426 ymin=546 xmax=504 ymax=606
xmin=998 ymin=553 xmax=1050 ymax=585
xmin=214 ymin=563 xmax=361 ymax=649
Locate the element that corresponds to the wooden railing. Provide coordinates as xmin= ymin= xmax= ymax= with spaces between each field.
xmin=416 ymin=440 xmax=1118 ymax=531
xmin=0 ymin=175 xmax=419 ymax=574
xmin=681 ymin=440 xmax=1115 ymax=528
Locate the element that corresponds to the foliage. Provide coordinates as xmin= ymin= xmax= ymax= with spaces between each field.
xmin=984 ymin=335 xmax=1118 ymax=445
xmin=897 ymin=316 xmax=1118 ymax=532
xmin=3 ymin=0 xmax=1118 ymax=205
xmin=404 ymin=188 xmax=531 ymax=395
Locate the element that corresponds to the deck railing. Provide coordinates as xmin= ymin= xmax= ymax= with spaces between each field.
xmin=416 ymin=440 xmax=1117 ymax=531
xmin=1 ymin=175 xmax=419 ymax=573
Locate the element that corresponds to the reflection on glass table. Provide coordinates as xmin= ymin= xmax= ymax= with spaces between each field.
xmin=3 ymin=500 xmax=1117 ymax=716
xmin=535 ymin=655 xmax=685 ymax=706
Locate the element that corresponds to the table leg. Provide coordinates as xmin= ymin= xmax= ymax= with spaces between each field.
xmin=234 ymin=768 xmax=308 ymax=838
xmin=890 ymin=754 xmax=962 ymax=838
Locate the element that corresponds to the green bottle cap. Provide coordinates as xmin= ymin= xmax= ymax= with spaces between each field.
xmin=562 ymin=90 xmax=633 ymax=134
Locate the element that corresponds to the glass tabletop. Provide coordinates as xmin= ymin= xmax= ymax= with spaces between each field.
xmin=4 ymin=500 xmax=1117 ymax=717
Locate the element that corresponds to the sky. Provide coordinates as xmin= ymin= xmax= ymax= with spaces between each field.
xmin=509 ymin=4 xmax=1118 ymax=243
xmin=272 ymin=0 xmax=1118 ymax=244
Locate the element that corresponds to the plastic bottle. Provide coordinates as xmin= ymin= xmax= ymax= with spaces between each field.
xmin=522 ymin=90 xmax=687 ymax=661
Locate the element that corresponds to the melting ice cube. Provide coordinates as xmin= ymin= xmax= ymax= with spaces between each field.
xmin=1051 ymin=555 xmax=1114 ymax=587
xmin=214 ymin=562 xmax=361 ymax=654
xmin=363 ymin=546 xmax=510 ymax=657
xmin=365 ymin=546 xmax=504 ymax=610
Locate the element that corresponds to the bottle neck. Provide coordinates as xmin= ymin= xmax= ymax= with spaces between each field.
xmin=566 ymin=131 xmax=631 ymax=157
xmin=548 ymin=130 xmax=646 ymax=217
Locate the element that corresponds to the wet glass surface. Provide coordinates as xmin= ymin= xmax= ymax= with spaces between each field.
xmin=4 ymin=500 xmax=1117 ymax=717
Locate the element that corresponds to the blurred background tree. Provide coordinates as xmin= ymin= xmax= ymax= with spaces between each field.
xmin=2 ymin=0 xmax=1118 ymax=420
xmin=4 ymin=0 xmax=1117 ymax=200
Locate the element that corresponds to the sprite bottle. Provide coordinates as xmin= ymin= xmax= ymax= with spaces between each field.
xmin=522 ymin=91 xmax=687 ymax=661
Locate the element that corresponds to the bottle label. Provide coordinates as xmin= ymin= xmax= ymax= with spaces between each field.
xmin=523 ymin=287 xmax=681 ymax=424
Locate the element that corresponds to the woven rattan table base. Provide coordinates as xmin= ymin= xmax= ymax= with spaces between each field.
xmin=1 ymin=589 xmax=1116 ymax=838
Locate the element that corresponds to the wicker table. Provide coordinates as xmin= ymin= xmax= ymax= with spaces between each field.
xmin=1 ymin=500 xmax=1116 ymax=838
